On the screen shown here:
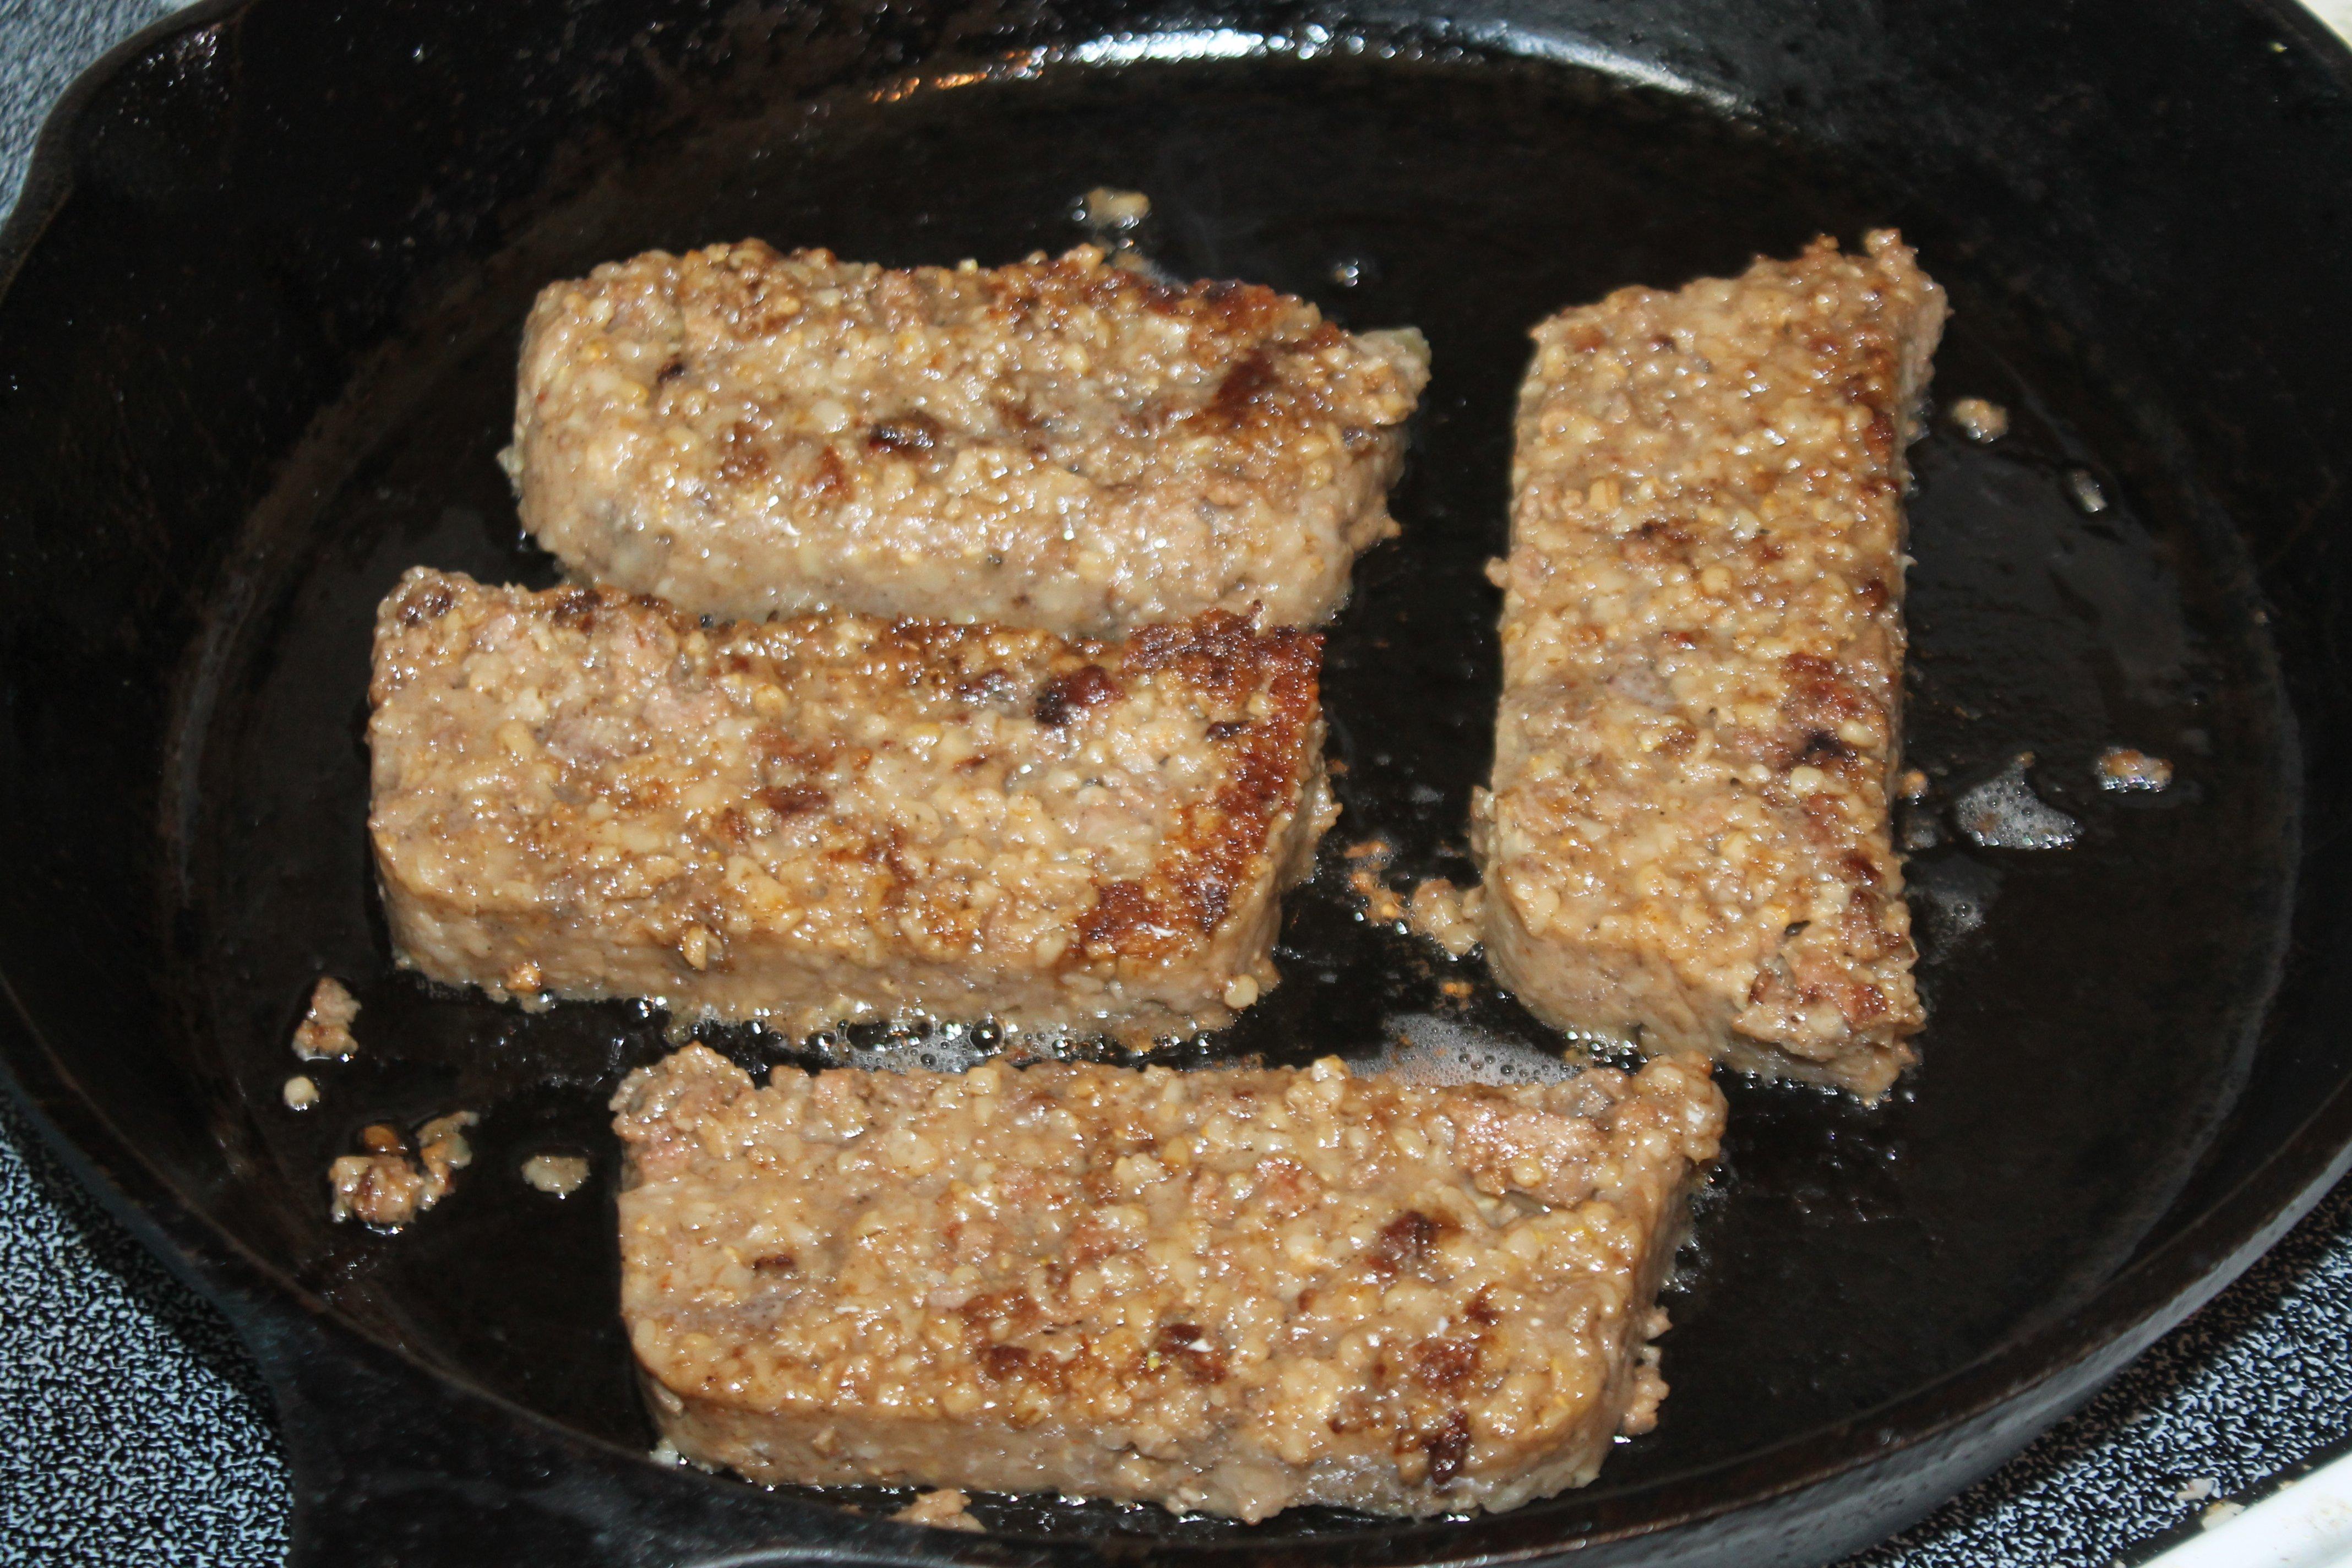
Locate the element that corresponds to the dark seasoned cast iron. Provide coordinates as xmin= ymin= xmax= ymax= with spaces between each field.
xmin=3 ymin=1 xmax=2351 ymax=1564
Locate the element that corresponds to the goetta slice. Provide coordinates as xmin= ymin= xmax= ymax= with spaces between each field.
xmin=367 ymin=569 xmax=1333 ymax=1039
xmin=510 ymin=242 xmax=1431 ymax=637
xmin=1476 ymin=232 xmax=1946 ymax=1098
xmin=613 ymin=1046 xmax=1724 ymax=1520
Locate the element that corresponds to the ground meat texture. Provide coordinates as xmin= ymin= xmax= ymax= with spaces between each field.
xmin=292 ymin=976 xmax=360 ymax=1060
xmin=613 ymin=1047 xmax=1722 ymax=1522
xmin=1407 ymin=878 xmax=1484 ymax=960
xmin=329 ymin=1150 xmax=428 ymax=1228
xmin=891 ymin=1489 xmax=982 ymax=1532
xmin=521 ymin=1153 xmax=592 ymax=1197
xmin=368 ymin=570 xmax=1333 ymax=1041
xmin=327 ymin=1112 xmax=475 ymax=1228
xmin=508 ymin=242 xmax=1431 ymax=638
xmin=1474 ymin=233 xmax=1944 ymax=1099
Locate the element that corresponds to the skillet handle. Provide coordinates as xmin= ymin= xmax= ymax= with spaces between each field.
xmin=222 ymin=1287 xmax=938 ymax=1568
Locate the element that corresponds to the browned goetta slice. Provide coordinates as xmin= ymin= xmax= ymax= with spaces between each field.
xmin=368 ymin=569 xmax=1333 ymax=1039
xmin=509 ymin=242 xmax=1431 ymax=637
xmin=614 ymin=1046 xmax=1724 ymax=1520
xmin=1476 ymin=232 xmax=1946 ymax=1098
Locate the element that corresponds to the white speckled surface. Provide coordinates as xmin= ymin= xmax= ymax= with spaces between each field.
xmin=2146 ymin=1445 xmax=2352 ymax=1568
xmin=2 ymin=2 xmax=2350 ymax=1563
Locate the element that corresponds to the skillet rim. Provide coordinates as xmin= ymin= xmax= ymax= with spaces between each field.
xmin=3 ymin=0 xmax=2352 ymax=1558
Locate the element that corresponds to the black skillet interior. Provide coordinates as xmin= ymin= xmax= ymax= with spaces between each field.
xmin=3 ymin=0 xmax=2351 ymax=1563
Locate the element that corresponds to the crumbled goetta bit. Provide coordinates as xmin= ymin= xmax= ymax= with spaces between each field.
xmin=328 ymin=1113 xmax=477 ymax=1228
xmin=1946 ymin=395 xmax=2009 ymax=442
xmin=330 ymin=1151 xmax=426 ymax=1228
xmin=1076 ymin=187 xmax=1151 ymax=231
xmin=1408 ymin=878 xmax=1484 ymax=959
xmin=613 ymin=1045 xmax=1724 ymax=1521
xmin=292 ymin=977 xmax=360 ymax=1060
xmin=368 ymin=570 xmax=1333 ymax=1041
xmin=416 ymin=1112 xmax=478 ymax=1193
xmin=281 ymin=1075 xmax=319 ymax=1111
xmin=330 ymin=1125 xmax=424 ymax=1227
xmin=521 ymin=1152 xmax=591 ymax=1197
xmin=891 ymin=1489 xmax=983 ymax=1532
xmin=1477 ymin=233 xmax=1943 ymax=1099
xmin=510 ymin=242 xmax=1430 ymax=638
xmin=2097 ymin=747 xmax=2174 ymax=792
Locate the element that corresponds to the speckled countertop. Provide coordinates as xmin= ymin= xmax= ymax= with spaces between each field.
xmin=3 ymin=3 xmax=2350 ymax=1564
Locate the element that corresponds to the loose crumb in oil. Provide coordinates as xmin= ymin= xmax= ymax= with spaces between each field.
xmin=521 ymin=1152 xmax=592 ymax=1197
xmin=292 ymin=977 xmax=360 ymax=1060
xmin=2097 ymin=747 xmax=2174 ymax=792
xmin=281 ymin=1075 xmax=319 ymax=1111
xmin=417 ymin=1111 xmax=478 ymax=1190
xmin=328 ymin=1110 xmax=478 ymax=1228
xmin=893 ymin=1488 xmax=982 ymax=1532
xmin=1075 ymin=187 xmax=1150 ymax=231
xmin=1407 ymin=878 xmax=1484 ymax=959
xmin=330 ymin=1131 xmax=424 ymax=1228
xmin=1947 ymin=396 xmax=2009 ymax=443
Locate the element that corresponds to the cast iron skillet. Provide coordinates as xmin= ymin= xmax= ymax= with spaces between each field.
xmin=5 ymin=0 xmax=2352 ymax=1563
